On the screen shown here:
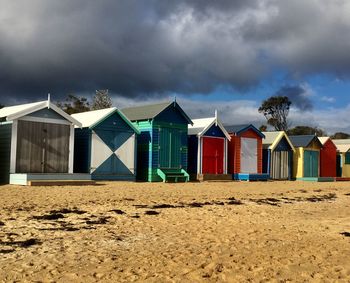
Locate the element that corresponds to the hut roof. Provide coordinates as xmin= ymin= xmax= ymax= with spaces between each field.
xmin=121 ymin=101 xmax=192 ymax=124
xmin=333 ymin=139 xmax=350 ymax=152
xmin=262 ymin=131 xmax=295 ymax=151
xmin=224 ymin=124 xmax=265 ymax=138
xmin=188 ymin=117 xmax=231 ymax=140
xmin=318 ymin=137 xmax=330 ymax=145
xmin=289 ymin=135 xmax=322 ymax=148
xmin=0 ymin=100 xmax=81 ymax=126
xmin=71 ymin=107 xmax=139 ymax=133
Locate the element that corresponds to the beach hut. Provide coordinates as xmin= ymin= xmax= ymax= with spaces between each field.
xmin=289 ymin=135 xmax=324 ymax=181
xmin=225 ymin=124 xmax=268 ymax=181
xmin=333 ymin=139 xmax=350 ymax=180
xmin=187 ymin=113 xmax=231 ymax=181
xmin=262 ymin=131 xmax=295 ymax=180
xmin=318 ymin=137 xmax=337 ymax=178
xmin=0 ymin=99 xmax=88 ymax=185
xmin=71 ymin=108 xmax=140 ymax=181
xmin=122 ymin=101 xmax=193 ymax=182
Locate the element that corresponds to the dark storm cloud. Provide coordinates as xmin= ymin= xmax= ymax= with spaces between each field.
xmin=1 ymin=0 xmax=350 ymax=102
xmin=275 ymin=85 xmax=313 ymax=111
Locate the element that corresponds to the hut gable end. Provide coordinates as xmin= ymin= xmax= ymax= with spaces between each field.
xmin=153 ymin=105 xmax=190 ymax=126
xmin=26 ymin=108 xmax=67 ymax=121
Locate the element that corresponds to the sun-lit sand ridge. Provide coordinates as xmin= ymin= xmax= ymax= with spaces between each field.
xmin=0 ymin=181 xmax=350 ymax=282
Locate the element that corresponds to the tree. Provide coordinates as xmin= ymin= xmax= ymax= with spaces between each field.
xmin=0 ymin=104 xmax=4 ymax=109
xmin=57 ymin=94 xmax=91 ymax=114
xmin=259 ymin=125 xmax=267 ymax=132
xmin=287 ymin=126 xmax=326 ymax=137
xmin=258 ymin=96 xmax=291 ymax=131
xmin=92 ymin=89 xmax=112 ymax=110
xmin=331 ymin=132 xmax=350 ymax=139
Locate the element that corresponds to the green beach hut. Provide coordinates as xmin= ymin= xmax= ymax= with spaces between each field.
xmin=122 ymin=101 xmax=193 ymax=182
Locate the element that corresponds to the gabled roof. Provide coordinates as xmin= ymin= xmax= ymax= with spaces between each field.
xmin=333 ymin=139 xmax=350 ymax=153
xmin=121 ymin=101 xmax=193 ymax=124
xmin=0 ymin=100 xmax=81 ymax=126
xmin=224 ymin=124 xmax=265 ymax=138
xmin=71 ymin=107 xmax=140 ymax=134
xmin=188 ymin=117 xmax=231 ymax=140
xmin=318 ymin=137 xmax=330 ymax=145
xmin=262 ymin=131 xmax=295 ymax=152
xmin=289 ymin=135 xmax=322 ymax=148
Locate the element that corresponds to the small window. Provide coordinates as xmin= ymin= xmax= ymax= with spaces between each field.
xmin=345 ymin=152 xmax=350 ymax=164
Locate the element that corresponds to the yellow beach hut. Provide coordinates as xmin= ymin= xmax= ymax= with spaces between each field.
xmin=289 ymin=135 xmax=326 ymax=181
xmin=333 ymin=139 xmax=350 ymax=180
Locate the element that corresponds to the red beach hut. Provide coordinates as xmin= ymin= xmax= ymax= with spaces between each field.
xmin=318 ymin=137 xmax=337 ymax=178
xmin=225 ymin=124 xmax=268 ymax=181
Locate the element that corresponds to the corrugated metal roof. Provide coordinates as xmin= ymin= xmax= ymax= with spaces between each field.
xmin=333 ymin=139 xmax=350 ymax=152
xmin=224 ymin=124 xmax=265 ymax=138
xmin=318 ymin=137 xmax=331 ymax=146
xmin=72 ymin=108 xmax=117 ymax=128
xmin=188 ymin=116 xmax=231 ymax=140
xmin=332 ymin=139 xmax=350 ymax=145
xmin=188 ymin=117 xmax=216 ymax=135
xmin=289 ymin=135 xmax=317 ymax=147
xmin=121 ymin=102 xmax=172 ymax=121
xmin=0 ymin=100 xmax=81 ymax=126
xmin=335 ymin=144 xmax=350 ymax=153
xmin=262 ymin=131 xmax=282 ymax=145
xmin=0 ymin=101 xmax=46 ymax=118
xmin=262 ymin=131 xmax=295 ymax=151
xmin=224 ymin=124 xmax=251 ymax=134
xmin=72 ymin=107 xmax=140 ymax=133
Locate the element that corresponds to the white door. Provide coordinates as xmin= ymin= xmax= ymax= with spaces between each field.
xmin=241 ymin=138 xmax=257 ymax=173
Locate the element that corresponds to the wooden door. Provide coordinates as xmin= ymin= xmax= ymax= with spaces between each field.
xmin=159 ymin=127 xmax=182 ymax=169
xmin=304 ymin=150 xmax=319 ymax=177
xmin=16 ymin=121 xmax=69 ymax=173
xmin=271 ymin=151 xmax=289 ymax=179
xmin=241 ymin=137 xmax=257 ymax=173
xmin=202 ymin=137 xmax=224 ymax=174
xmin=16 ymin=120 xmax=44 ymax=173
xmin=44 ymin=123 xmax=70 ymax=173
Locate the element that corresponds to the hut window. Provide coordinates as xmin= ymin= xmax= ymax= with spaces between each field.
xmin=345 ymin=152 xmax=350 ymax=164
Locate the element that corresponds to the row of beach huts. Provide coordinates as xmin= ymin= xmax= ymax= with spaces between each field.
xmin=0 ymin=98 xmax=350 ymax=185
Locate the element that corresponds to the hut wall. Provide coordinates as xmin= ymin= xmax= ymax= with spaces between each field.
xmin=339 ymin=152 xmax=350 ymax=178
xmin=320 ymin=139 xmax=337 ymax=177
xmin=74 ymin=128 xmax=91 ymax=173
xmin=187 ymin=135 xmax=198 ymax=174
xmin=293 ymin=147 xmax=303 ymax=178
xmin=91 ymin=113 xmax=136 ymax=180
xmin=0 ymin=123 xmax=12 ymax=184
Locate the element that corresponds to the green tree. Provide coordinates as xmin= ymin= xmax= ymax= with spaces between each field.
xmin=57 ymin=94 xmax=91 ymax=114
xmin=92 ymin=89 xmax=113 ymax=110
xmin=258 ymin=96 xmax=291 ymax=131
xmin=331 ymin=132 xmax=350 ymax=139
xmin=287 ymin=126 xmax=326 ymax=137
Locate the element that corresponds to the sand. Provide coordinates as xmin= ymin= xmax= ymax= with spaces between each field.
xmin=0 ymin=181 xmax=350 ymax=282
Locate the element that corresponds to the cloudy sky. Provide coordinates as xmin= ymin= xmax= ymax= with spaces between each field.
xmin=1 ymin=0 xmax=350 ymax=133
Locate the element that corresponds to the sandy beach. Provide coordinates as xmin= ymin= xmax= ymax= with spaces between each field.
xmin=0 ymin=181 xmax=350 ymax=282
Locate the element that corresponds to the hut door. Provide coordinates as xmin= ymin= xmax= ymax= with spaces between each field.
xmin=202 ymin=137 xmax=224 ymax=174
xmin=241 ymin=138 xmax=257 ymax=173
xmin=16 ymin=120 xmax=44 ymax=173
xmin=304 ymin=150 xmax=319 ymax=177
xmin=271 ymin=151 xmax=289 ymax=179
xmin=16 ymin=121 xmax=70 ymax=173
xmin=159 ymin=127 xmax=182 ymax=168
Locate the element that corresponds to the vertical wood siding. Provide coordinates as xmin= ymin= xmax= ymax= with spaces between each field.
xmin=320 ymin=139 xmax=337 ymax=177
xmin=16 ymin=120 xmax=69 ymax=173
xmin=0 ymin=124 xmax=12 ymax=183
